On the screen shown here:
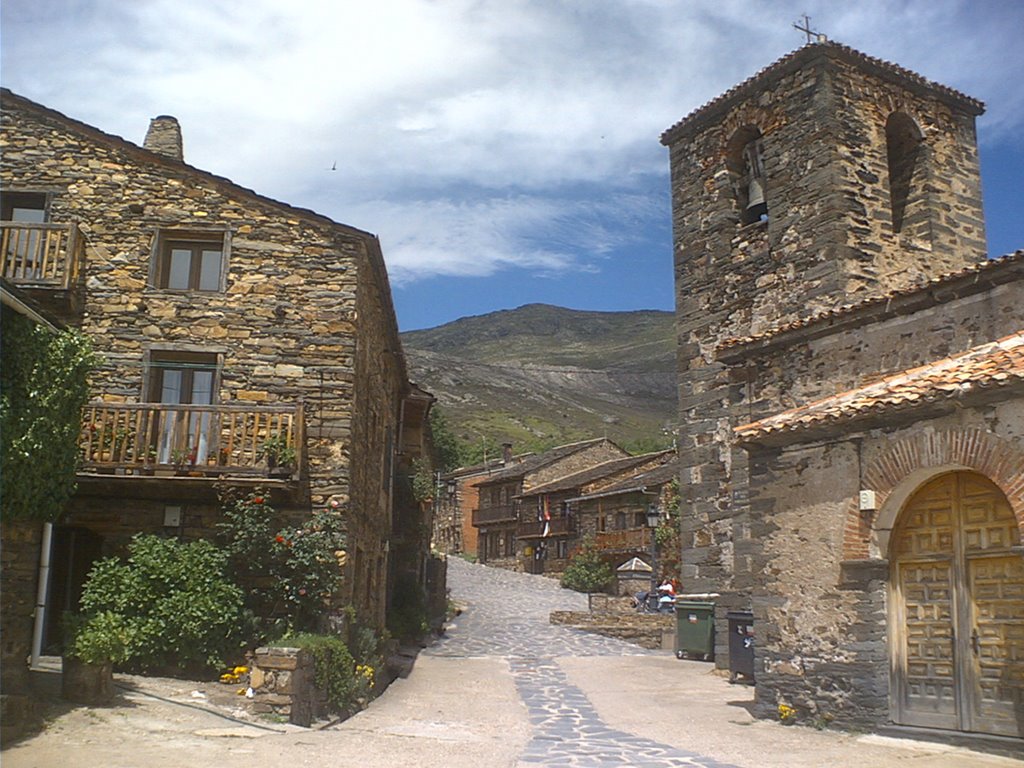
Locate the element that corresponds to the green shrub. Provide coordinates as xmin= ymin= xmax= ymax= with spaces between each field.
xmin=560 ymin=542 xmax=614 ymax=593
xmin=274 ymin=633 xmax=365 ymax=713
xmin=78 ymin=534 xmax=244 ymax=673
xmin=64 ymin=611 xmax=133 ymax=665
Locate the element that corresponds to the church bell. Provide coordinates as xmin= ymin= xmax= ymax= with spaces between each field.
xmin=746 ymin=176 xmax=765 ymax=210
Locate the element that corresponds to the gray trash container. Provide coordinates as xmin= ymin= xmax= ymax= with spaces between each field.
xmin=726 ymin=610 xmax=754 ymax=683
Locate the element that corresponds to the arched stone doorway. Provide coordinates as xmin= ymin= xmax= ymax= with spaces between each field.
xmin=889 ymin=471 xmax=1023 ymax=737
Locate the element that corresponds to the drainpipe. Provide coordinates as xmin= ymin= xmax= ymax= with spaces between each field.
xmin=31 ymin=522 xmax=54 ymax=667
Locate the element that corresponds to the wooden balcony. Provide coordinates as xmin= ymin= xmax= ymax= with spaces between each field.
xmin=594 ymin=528 xmax=650 ymax=552
xmin=2 ymin=222 xmax=84 ymax=290
xmin=2 ymin=222 xmax=86 ymax=321
xmin=471 ymin=504 xmax=517 ymax=526
xmin=517 ymin=517 xmax=575 ymax=539
xmin=79 ymin=402 xmax=304 ymax=481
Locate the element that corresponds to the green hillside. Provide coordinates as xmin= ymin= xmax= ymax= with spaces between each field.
xmin=401 ymin=304 xmax=677 ymax=457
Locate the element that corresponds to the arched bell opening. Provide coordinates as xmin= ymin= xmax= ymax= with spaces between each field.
xmin=726 ymin=126 xmax=768 ymax=225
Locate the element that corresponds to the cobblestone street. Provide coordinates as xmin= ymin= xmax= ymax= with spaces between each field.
xmin=3 ymin=557 xmax=1020 ymax=768
xmin=431 ymin=558 xmax=736 ymax=767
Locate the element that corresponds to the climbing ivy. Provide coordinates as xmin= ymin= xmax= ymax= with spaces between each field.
xmin=1 ymin=312 xmax=97 ymax=521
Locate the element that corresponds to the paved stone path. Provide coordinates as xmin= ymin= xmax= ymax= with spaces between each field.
xmin=428 ymin=558 xmax=740 ymax=767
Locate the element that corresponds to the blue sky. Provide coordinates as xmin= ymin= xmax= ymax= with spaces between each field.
xmin=3 ymin=0 xmax=1022 ymax=331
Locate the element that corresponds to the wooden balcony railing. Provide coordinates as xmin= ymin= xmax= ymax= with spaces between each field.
xmin=594 ymin=528 xmax=650 ymax=552
xmin=516 ymin=517 xmax=575 ymax=539
xmin=79 ymin=402 xmax=304 ymax=478
xmin=471 ymin=504 xmax=518 ymax=526
xmin=2 ymin=222 xmax=84 ymax=290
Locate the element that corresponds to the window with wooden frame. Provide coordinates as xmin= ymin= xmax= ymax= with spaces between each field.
xmin=151 ymin=230 xmax=227 ymax=292
xmin=146 ymin=350 xmax=221 ymax=465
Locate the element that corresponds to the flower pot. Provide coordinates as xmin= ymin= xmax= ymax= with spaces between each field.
xmin=62 ymin=657 xmax=114 ymax=704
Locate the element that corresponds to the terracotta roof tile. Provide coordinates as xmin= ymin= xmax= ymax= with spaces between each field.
xmin=735 ymin=331 xmax=1024 ymax=442
xmin=718 ymin=251 xmax=1024 ymax=353
xmin=661 ymin=41 xmax=983 ymax=145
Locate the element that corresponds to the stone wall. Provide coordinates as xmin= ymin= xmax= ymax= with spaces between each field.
xmin=729 ymin=276 xmax=1024 ymax=422
xmin=0 ymin=521 xmax=42 ymax=692
xmin=250 ymin=646 xmax=323 ymax=726
xmin=550 ymin=610 xmax=674 ymax=650
xmin=743 ymin=402 xmax=1024 ymax=729
xmin=525 ymin=442 xmax=628 ymax=490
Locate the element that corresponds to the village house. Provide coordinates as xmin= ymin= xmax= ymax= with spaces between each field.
xmin=515 ymin=450 xmax=674 ymax=575
xmin=568 ymin=455 xmax=680 ymax=589
xmin=431 ymin=443 xmax=531 ymax=558
xmin=473 ymin=438 xmax=628 ymax=569
xmin=0 ymin=90 xmax=435 ymax=679
xmin=662 ymin=41 xmax=1023 ymax=738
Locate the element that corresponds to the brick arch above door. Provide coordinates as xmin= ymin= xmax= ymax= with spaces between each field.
xmin=841 ymin=427 xmax=1024 ymax=561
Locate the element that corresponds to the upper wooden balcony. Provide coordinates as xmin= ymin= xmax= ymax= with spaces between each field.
xmin=1 ymin=222 xmax=85 ymax=319
xmin=593 ymin=528 xmax=650 ymax=553
xmin=2 ymin=222 xmax=84 ymax=288
xmin=79 ymin=402 xmax=304 ymax=484
xmin=516 ymin=517 xmax=575 ymax=539
xmin=471 ymin=504 xmax=518 ymax=526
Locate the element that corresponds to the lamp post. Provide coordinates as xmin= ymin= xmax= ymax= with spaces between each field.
xmin=646 ymin=503 xmax=660 ymax=597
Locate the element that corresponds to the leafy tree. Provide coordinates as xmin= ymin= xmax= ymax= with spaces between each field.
xmin=560 ymin=540 xmax=614 ymax=593
xmin=428 ymin=407 xmax=465 ymax=471
xmin=1 ymin=313 xmax=97 ymax=521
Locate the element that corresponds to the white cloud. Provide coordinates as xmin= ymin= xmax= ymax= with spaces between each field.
xmin=3 ymin=0 xmax=1022 ymax=284
xmin=346 ymin=191 xmax=660 ymax=285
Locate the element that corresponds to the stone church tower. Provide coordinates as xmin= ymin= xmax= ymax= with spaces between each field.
xmin=660 ymin=42 xmax=988 ymax=604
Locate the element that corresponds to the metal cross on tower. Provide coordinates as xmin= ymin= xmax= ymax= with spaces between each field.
xmin=793 ymin=14 xmax=826 ymax=44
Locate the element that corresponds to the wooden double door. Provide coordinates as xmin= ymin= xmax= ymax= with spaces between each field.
xmin=891 ymin=472 xmax=1023 ymax=738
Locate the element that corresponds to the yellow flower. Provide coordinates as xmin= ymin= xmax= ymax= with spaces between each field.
xmin=778 ymin=703 xmax=797 ymax=723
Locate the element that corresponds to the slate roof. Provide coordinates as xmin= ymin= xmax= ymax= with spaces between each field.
xmin=517 ymin=450 xmax=674 ymax=498
xmin=734 ymin=332 xmax=1024 ymax=443
xmin=661 ymin=40 xmax=983 ymax=146
xmin=718 ymin=251 xmax=1024 ymax=357
xmin=567 ymin=457 xmax=680 ymax=503
xmin=444 ymin=452 xmax=534 ymax=479
xmin=476 ymin=438 xmax=616 ymax=485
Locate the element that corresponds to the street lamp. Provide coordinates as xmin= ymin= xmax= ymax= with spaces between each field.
xmin=646 ymin=503 xmax=660 ymax=596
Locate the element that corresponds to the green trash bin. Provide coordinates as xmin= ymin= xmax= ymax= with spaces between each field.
xmin=675 ymin=600 xmax=715 ymax=661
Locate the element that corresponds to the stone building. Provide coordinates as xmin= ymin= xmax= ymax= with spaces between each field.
xmin=432 ymin=444 xmax=529 ymax=558
xmin=0 ymin=90 xmax=433 ymax=668
xmin=515 ymin=450 xmax=674 ymax=575
xmin=567 ymin=456 xmax=680 ymax=590
xmin=661 ymin=41 xmax=1022 ymax=738
xmin=473 ymin=438 xmax=628 ymax=569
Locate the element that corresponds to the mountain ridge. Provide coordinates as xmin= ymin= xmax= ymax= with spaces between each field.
xmin=400 ymin=304 xmax=677 ymax=452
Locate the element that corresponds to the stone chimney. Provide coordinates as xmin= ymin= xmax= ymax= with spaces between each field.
xmin=143 ymin=115 xmax=183 ymax=161
xmin=502 ymin=442 xmax=513 ymax=466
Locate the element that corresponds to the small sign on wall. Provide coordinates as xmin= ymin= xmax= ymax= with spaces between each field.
xmin=163 ymin=505 xmax=182 ymax=527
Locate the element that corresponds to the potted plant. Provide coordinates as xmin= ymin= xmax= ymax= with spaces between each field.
xmin=259 ymin=433 xmax=297 ymax=478
xmin=62 ymin=612 xmax=131 ymax=704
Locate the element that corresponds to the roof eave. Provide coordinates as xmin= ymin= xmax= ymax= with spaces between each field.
xmin=661 ymin=41 xmax=984 ymax=148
